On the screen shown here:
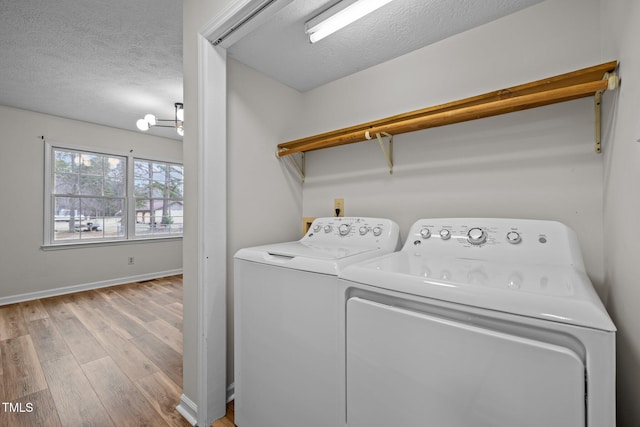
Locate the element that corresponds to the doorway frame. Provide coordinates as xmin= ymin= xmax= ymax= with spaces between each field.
xmin=191 ymin=1 xmax=292 ymax=425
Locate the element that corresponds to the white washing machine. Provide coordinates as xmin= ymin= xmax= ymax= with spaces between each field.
xmin=234 ymin=217 xmax=401 ymax=427
xmin=339 ymin=218 xmax=615 ymax=427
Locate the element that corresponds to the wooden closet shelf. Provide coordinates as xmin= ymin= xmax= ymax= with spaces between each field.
xmin=276 ymin=61 xmax=618 ymax=158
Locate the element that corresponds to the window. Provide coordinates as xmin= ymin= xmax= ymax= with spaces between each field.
xmin=133 ymin=159 xmax=184 ymax=237
xmin=45 ymin=143 xmax=183 ymax=245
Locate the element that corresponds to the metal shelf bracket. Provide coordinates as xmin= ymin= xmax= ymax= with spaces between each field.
xmin=594 ymin=91 xmax=603 ymax=153
xmin=365 ymin=131 xmax=393 ymax=174
xmin=595 ymin=71 xmax=620 ymax=153
xmin=284 ymin=151 xmax=305 ymax=182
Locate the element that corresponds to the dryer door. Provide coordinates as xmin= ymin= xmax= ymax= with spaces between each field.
xmin=346 ymin=298 xmax=585 ymax=427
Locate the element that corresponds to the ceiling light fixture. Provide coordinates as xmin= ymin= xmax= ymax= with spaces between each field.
xmin=305 ymin=0 xmax=395 ymax=44
xmin=136 ymin=102 xmax=184 ymax=136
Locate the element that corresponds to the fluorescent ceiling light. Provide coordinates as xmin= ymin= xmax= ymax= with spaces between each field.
xmin=305 ymin=0 xmax=395 ymax=44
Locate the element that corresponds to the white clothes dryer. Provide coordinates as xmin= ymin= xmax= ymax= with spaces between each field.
xmin=234 ymin=217 xmax=401 ymax=427
xmin=339 ymin=218 xmax=615 ymax=427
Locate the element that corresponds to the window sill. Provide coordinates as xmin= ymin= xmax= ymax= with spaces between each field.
xmin=41 ymin=236 xmax=183 ymax=251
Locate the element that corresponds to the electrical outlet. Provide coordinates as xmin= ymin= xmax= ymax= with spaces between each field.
xmin=334 ymin=198 xmax=344 ymax=217
xmin=128 ymin=257 xmax=135 ymax=265
xmin=303 ymin=217 xmax=316 ymax=235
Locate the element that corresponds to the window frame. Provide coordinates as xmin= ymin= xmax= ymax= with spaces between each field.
xmin=43 ymin=141 xmax=183 ymax=247
xmin=132 ymin=157 xmax=185 ymax=239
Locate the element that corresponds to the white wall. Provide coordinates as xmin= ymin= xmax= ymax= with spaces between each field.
xmin=298 ymin=0 xmax=608 ymax=293
xmin=601 ymin=1 xmax=640 ymax=425
xmin=0 ymin=106 xmax=182 ymax=301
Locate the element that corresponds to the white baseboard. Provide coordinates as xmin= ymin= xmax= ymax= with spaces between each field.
xmin=177 ymin=393 xmax=198 ymax=426
xmin=0 ymin=269 xmax=182 ymax=306
xmin=175 ymin=386 xmax=233 ymax=427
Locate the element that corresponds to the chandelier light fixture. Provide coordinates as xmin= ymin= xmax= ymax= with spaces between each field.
xmin=136 ymin=102 xmax=185 ymax=136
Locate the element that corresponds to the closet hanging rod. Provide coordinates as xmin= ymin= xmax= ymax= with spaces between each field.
xmin=276 ymin=61 xmax=618 ymax=157
xmin=279 ymin=79 xmax=611 ymax=157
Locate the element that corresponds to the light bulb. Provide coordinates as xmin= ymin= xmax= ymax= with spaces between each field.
xmin=136 ymin=119 xmax=150 ymax=131
xmin=306 ymin=0 xmax=395 ymax=43
xmin=144 ymin=114 xmax=157 ymax=126
xmin=176 ymin=107 xmax=184 ymax=122
xmin=177 ymin=125 xmax=184 ymax=136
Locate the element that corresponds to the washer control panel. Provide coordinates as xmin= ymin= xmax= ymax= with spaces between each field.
xmin=305 ymin=217 xmax=401 ymax=250
xmin=405 ymin=218 xmax=584 ymax=268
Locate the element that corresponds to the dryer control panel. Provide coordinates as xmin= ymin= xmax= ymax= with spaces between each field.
xmin=405 ymin=218 xmax=585 ymax=270
xmin=305 ymin=217 xmax=401 ymax=252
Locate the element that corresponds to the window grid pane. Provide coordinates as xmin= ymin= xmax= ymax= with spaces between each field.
xmin=134 ymin=160 xmax=183 ymax=237
xmin=54 ymin=172 xmax=79 ymax=194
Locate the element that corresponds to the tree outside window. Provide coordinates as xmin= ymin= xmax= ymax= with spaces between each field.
xmin=134 ymin=160 xmax=184 ymax=236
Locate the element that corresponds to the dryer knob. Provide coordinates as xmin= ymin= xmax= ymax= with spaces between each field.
xmin=506 ymin=231 xmax=521 ymax=244
xmin=439 ymin=229 xmax=451 ymax=240
xmin=372 ymin=226 xmax=383 ymax=236
xmin=420 ymin=228 xmax=431 ymax=239
xmin=324 ymin=225 xmax=333 ymax=233
xmin=313 ymin=224 xmax=321 ymax=233
xmin=359 ymin=226 xmax=369 ymax=235
xmin=338 ymin=224 xmax=351 ymax=236
xmin=467 ymin=227 xmax=487 ymax=245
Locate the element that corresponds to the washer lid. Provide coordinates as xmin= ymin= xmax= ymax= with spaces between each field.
xmin=265 ymin=241 xmax=377 ymax=260
xmin=234 ymin=241 xmax=382 ymax=275
xmin=340 ymin=252 xmax=616 ymax=331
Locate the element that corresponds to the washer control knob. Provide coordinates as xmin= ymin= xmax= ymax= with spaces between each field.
xmin=372 ymin=226 xmax=383 ymax=237
xmin=439 ymin=229 xmax=451 ymax=240
xmin=420 ymin=228 xmax=431 ymax=239
xmin=338 ymin=224 xmax=351 ymax=236
xmin=324 ymin=225 xmax=333 ymax=233
xmin=467 ymin=227 xmax=487 ymax=245
xmin=359 ymin=226 xmax=369 ymax=235
xmin=313 ymin=224 xmax=321 ymax=233
xmin=507 ymin=273 xmax=523 ymax=289
xmin=506 ymin=231 xmax=521 ymax=244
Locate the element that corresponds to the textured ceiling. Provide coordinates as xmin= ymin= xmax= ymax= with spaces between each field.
xmin=0 ymin=0 xmax=543 ymax=140
xmin=0 ymin=0 xmax=183 ymax=140
xmin=228 ymin=0 xmax=544 ymax=92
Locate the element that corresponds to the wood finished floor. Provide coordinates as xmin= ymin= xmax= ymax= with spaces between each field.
xmin=211 ymin=401 xmax=235 ymax=427
xmin=0 ymin=275 xmax=192 ymax=427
